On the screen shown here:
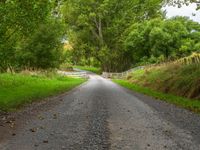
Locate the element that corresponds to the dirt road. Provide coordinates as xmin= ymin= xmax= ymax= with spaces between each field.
xmin=1 ymin=74 xmax=200 ymax=150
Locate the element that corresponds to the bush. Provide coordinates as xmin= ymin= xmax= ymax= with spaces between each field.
xmin=18 ymin=21 xmax=64 ymax=70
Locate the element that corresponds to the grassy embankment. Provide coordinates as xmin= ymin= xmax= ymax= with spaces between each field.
xmin=74 ymin=66 xmax=102 ymax=74
xmin=114 ymin=54 xmax=200 ymax=112
xmin=0 ymin=73 xmax=86 ymax=111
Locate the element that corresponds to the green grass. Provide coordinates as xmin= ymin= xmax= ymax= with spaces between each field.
xmin=74 ymin=66 xmax=102 ymax=74
xmin=128 ymin=63 xmax=200 ymax=99
xmin=114 ymin=80 xmax=200 ymax=113
xmin=0 ymin=73 xmax=86 ymax=111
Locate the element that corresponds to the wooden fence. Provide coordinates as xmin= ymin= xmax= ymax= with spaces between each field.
xmin=102 ymin=66 xmax=144 ymax=79
xmin=102 ymin=53 xmax=200 ymax=79
xmin=58 ymin=71 xmax=88 ymax=78
xmin=145 ymin=52 xmax=200 ymax=69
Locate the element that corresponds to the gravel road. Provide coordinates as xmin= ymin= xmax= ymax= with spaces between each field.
xmin=1 ymin=74 xmax=200 ymax=150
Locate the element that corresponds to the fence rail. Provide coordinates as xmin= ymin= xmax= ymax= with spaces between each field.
xmin=145 ymin=52 xmax=200 ymax=69
xmin=102 ymin=53 xmax=200 ymax=79
xmin=58 ymin=71 xmax=88 ymax=78
xmin=102 ymin=66 xmax=144 ymax=79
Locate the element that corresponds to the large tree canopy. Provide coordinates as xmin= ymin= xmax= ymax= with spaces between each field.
xmin=63 ymin=0 xmax=162 ymax=72
xmin=63 ymin=0 xmax=200 ymax=71
xmin=124 ymin=17 xmax=200 ymax=65
xmin=0 ymin=0 xmax=199 ymax=73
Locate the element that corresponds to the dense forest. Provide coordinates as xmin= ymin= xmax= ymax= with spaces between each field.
xmin=0 ymin=0 xmax=200 ymax=73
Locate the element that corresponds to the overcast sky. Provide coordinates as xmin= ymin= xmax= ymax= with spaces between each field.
xmin=163 ymin=3 xmax=200 ymax=23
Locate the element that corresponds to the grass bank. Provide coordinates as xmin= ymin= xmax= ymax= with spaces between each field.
xmin=128 ymin=63 xmax=200 ymax=100
xmin=114 ymin=60 xmax=200 ymax=112
xmin=74 ymin=66 xmax=101 ymax=74
xmin=0 ymin=73 xmax=86 ymax=111
xmin=114 ymin=80 xmax=200 ymax=113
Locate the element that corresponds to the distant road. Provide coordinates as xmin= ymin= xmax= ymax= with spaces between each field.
xmin=1 ymin=72 xmax=200 ymax=150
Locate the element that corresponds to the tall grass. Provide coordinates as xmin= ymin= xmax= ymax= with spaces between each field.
xmin=145 ymin=53 xmax=200 ymax=69
xmin=128 ymin=63 xmax=200 ymax=100
xmin=177 ymin=53 xmax=200 ymax=65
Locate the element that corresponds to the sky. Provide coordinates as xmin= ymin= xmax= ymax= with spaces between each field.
xmin=163 ymin=3 xmax=200 ymax=23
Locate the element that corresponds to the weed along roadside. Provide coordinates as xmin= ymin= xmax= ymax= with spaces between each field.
xmin=0 ymin=73 xmax=86 ymax=112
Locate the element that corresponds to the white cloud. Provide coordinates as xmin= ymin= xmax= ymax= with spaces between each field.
xmin=163 ymin=3 xmax=200 ymax=23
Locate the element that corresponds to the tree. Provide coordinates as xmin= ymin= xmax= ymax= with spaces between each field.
xmin=17 ymin=21 xmax=64 ymax=70
xmin=124 ymin=17 xmax=200 ymax=64
xmin=0 ymin=0 xmax=64 ymax=72
xmin=151 ymin=18 xmax=189 ymax=58
xmin=63 ymin=0 xmax=162 ymax=72
xmin=124 ymin=18 xmax=163 ymax=63
xmin=164 ymin=0 xmax=200 ymax=10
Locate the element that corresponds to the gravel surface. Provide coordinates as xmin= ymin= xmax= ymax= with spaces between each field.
xmin=1 ymin=74 xmax=200 ymax=150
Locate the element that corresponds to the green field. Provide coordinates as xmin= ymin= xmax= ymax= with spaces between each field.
xmin=0 ymin=73 xmax=86 ymax=111
xmin=74 ymin=66 xmax=102 ymax=74
xmin=114 ymin=80 xmax=200 ymax=113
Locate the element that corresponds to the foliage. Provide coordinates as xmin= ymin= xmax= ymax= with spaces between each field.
xmin=62 ymin=0 xmax=162 ymax=72
xmin=0 ymin=73 xmax=85 ymax=111
xmin=63 ymin=0 xmax=200 ymax=71
xmin=124 ymin=17 xmax=200 ymax=65
xmin=60 ymin=63 xmax=73 ymax=71
xmin=0 ymin=0 xmax=65 ymax=72
xmin=18 ymin=22 xmax=65 ymax=70
xmin=0 ymin=0 xmax=200 ymax=73
xmin=164 ymin=0 xmax=200 ymax=10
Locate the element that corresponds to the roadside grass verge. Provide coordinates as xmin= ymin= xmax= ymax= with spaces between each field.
xmin=0 ymin=73 xmax=86 ymax=111
xmin=128 ymin=63 xmax=200 ymax=100
xmin=74 ymin=66 xmax=102 ymax=74
xmin=114 ymin=80 xmax=200 ymax=113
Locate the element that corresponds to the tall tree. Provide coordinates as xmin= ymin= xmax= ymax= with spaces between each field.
xmin=124 ymin=17 xmax=200 ymax=64
xmin=63 ymin=0 xmax=162 ymax=72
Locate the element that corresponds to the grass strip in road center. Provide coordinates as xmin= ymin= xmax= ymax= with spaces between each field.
xmin=0 ymin=73 xmax=86 ymax=111
xmin=114 ymin=80 xmax=200 ymax=113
